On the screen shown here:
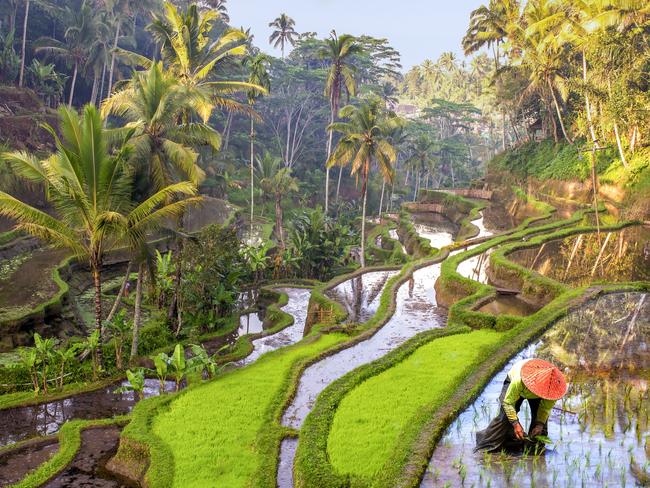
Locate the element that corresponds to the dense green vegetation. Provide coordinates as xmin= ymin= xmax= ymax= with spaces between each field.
xmin=0 ymin=0 xmax=647 ymax=486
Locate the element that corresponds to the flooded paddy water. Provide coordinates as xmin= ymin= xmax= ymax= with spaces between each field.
xmin=412 ymin=213 xmax=457 ymax=249
xmin=239 ymin=287 xmax=311 ymax=365
xmin=277 ymin=214 xmax=493 ymax=487
xmin=508 ymin=225 xmax=650 ymax=285
xmin=0 ymin=379 xmax=176 ymax=448
xmin=325 ymin=270 xmax=399 ymax=324
xmin=422 ymin=291 xmax=650 ymax=488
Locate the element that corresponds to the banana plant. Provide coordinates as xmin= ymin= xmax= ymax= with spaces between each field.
xmin=105 ymin=309 xmax=132 ymax=370
xmin=19 ymin=348 xmax=39 ymax=396
xmin=170 ymin=344 xmax=186 ymax=392
xmin=55 ymin=342 xmax=82 ymax=390
xmin=189 ymin=344 xmax=233 ymax=380
xmin=33 ymin=333 xmax=56 ymax=394
xmin=83 ymin=329 xmax=101 ymax=380
xmin=115 ymin=368 xmax=146 ymax=400
xmin=153 ymin=352 xmax=170 ymax=394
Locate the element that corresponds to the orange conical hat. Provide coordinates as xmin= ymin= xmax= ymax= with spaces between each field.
xmin=521 ymin=358 xmax=567 ymax=401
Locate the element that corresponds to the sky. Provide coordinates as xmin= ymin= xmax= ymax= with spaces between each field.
xmin=227 ymin=0 xmax=485 ymax=71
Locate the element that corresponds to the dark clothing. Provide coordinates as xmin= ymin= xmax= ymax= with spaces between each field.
xmin=475 ymin=377 xmax=548 ymax=452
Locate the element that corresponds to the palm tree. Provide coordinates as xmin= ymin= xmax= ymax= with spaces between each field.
xmin=405 ymin=134 xmax=436 ymax=201
xmin=148 ymin=2 xmax=255 ymax=117
xmin=102 ymin=61 xmax=218 ymax=331
xmin=244 ymin=53 xmax=271 ymax=236
xmin=268 ymin=13 xmax=298 ymax=59
xmin=0 ymin=105 xmax=198 ymax=354
xmin=35 ymin=0 xmax=104 ymax=106
xmin=327 ymin=98 xmax=397 ymax=267
xmin=17 ymin=0 xmax=29 ymax=87
xmin=520 ymin=2 xmax=573 ymax=144
xmin=257 ymin=154 xmax=299 ymax=248
xmin=320 ymin=31 xmax=362 ymax=213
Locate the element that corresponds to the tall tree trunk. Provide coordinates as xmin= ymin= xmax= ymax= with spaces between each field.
xmin=167 ymin=215 xmax=184 ymax=331
xmin=92 ymin=262 xmax=103 ymax=367
xmin=360 ymin=172 xmax=368 ymax=268
xmin=222 ymin=111 xmax=233 ymax=153
xmin=582 ymin=50 xmax=598 ymax=144
xmin=106 ymin=261 xmax=132 ymax=324
xmin=378 ymin=180 xmax=385 ymax=219
xmin=130 ymin=263 xmax=144 ymax=359
xmin=98 ymin=59 xmax=107 ymax=103
xmin=324 ymin=108 xmax=334 ymax=213
xmin=275 ymin=194 xmax=284 ymax=248
xmin=107 ymin=20 xmax=121 ymax=98
xmin=18 ymin=0 xmax=29 ymax=87
xmin=613 ymin=122 xmax=628 ymax=169
xmin=90 ymin=71 xmax=99 ymax=106
xmin=501 ymin=111 xmax=506 ymax=150
xmin=335 ymin=166 xmax=344 ymax=205
xmin=68 ymin=62 xmax=78 ymax=107
xmin=548 ymin=81 xmax=573 ymax=144
xmin=250 ymin=114 xmax=255 ymax=236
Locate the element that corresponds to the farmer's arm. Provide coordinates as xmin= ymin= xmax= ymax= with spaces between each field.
xmin=535 ymin=399 xmax=556 ymax=424
xmin=502 ymin=380 xmax=522 ymax=424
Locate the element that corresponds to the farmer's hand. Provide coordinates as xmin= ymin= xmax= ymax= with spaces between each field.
xmin=513 ymin=421 xmax=526 ymax=440
xmin=530 ymin=423 xmax=544 ymax=437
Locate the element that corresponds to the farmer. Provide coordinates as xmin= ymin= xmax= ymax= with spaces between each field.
xmin=475 ymin=358 xmax=567 ymax=452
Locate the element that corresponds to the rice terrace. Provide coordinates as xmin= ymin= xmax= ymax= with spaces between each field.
xmin=0 ymin=0 xmax=648 ymax=486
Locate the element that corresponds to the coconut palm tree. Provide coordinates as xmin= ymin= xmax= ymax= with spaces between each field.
xmin=35 ymin=0 xmax=105 ymax=106
xmin=102 ymin=61 xmax=218 ymax=331
xmin=244 ymin=53 xmax=271 ymax=236
xmin=0 ymin=105 xmax=199 ymax=358
xmin=327 ymin=98 xmax=397 ymax=267
xmin=257 ymin=155 xmax=299 ymax=248
xmin=268 ymin=13 xmax=298 ymax=59
xmin=320 ymin=30 xmax=362 ymax=213
xmin=147 ymin=2 xmax=255 ymax=118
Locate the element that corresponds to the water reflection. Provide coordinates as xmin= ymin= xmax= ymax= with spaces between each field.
xmin=477 ymin=295 xmax=539 ymax=317
xmin=325 ymin=271 xmax=399 ymax=323
xmin=0 ymin=379 xmax=175 ymax=447
xmin=508 ymin=226 xmax=650 ymax=285
xmin=412 ymin=214 xmax=456 ymax=249
xmin=422 ymin=292 xmax=650 ymax=488
xmin=239 ymin=287 xmax=311 ymax=366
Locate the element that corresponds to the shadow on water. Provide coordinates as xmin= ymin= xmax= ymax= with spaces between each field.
xmin=508 ymin=225 xmax=650 ymax=286
xmin=43 ymin=425 xmax=137 ymax=487
xmin=422 ymin=292 xmax=650 ymax=488
xmin=477 ymin=295 xmax=540 ymax=317
xmin=0 ymin=438 xmax=59 ymax=485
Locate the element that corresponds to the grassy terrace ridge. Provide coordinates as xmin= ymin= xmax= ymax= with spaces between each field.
xmin=10 ymin=416 xmax=128 ymax=488
xmin=113 ymin=241 xmax=454 ymax=487
xmin=296 ymin=201 xmax=647 ymax=487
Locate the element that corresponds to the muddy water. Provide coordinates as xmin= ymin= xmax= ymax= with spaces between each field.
xmin=0 ymin=439 xmax=58 ymax=485
xmin=238 ymin=288 xmax=311 ymax=366
xmin=325 ymin=271 xmax=399 ymax=324
xmin=43 ymin=425 xmax=135 ymax=487
xmin=0 ymin=379 xmax=174 ymax=447
xmin=422 ymin=292 xmax=650 ymax=488
xmin=508 ymin=225 xmax=650 ymax=285
xmin=477 ymin=295 xmax=539 ymax=317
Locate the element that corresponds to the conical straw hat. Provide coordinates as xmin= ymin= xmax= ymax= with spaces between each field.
xmin=521 ymin=358 xmax=567 ymax=401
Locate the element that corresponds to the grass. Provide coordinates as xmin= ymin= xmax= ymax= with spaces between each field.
xmin=151 ymin=333 xmax=346 ymax=487
xmin=326 ymin=329 xmax=503 ymax=481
